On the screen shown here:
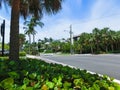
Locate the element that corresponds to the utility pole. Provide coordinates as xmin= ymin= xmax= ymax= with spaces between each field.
xmin=1 ymin=20 xmax=5 ymax=56
xmin=69 ymin=25 xmax=74 ymax=54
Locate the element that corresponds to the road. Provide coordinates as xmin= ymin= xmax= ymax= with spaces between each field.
xmin=41 ymin=54 xmax=120 ymax=80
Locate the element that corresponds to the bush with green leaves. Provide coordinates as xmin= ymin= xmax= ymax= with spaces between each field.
xmin=0 ymin=58 xmax=120 ymax=90
xmin=19 ymin=51 xmax=26 ymax=56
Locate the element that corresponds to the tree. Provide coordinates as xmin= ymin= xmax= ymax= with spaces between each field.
xmin=24 ymin=17 xmax=44 ymax=43
xmin=77 ymin=32 xmax=89 ymax=54
xmin=0 ymin=0 xmax=63 ymax=60
xmin=19 ymin=33 xmax=25 ymax=51
xmin=51 ymin=40 xmax=61 ymax=53
xmin=92 ymin=28 xmax=101 ymax=52
xmin=115 ymin=31 xmax=120 ymax=50
xmin=24 ymin=27 xmax=32 ymax=54
xmin=9 ymin=0 xmax=20 ymax=60
xmin=88 ymin=33 xmax=94 ymax=54
xmin=108 ymin=30 xmax=116 ymax=52
xmin=101 ymin=27 xmax=109 ymax=52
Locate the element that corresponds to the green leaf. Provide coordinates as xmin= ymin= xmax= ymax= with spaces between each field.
xmin=9 ymin=61 xmax=15 ymax=65
xmin=46 ymin=81 xmax=55 ymax=89
xmin=52 ymin=77 xmax=58 ymax=83
xmin=25 ymin=87 xmax=33 ymax=90
xmin=108 ymin=87 xmax=115 ymax=90
xmin=93 ymin=83 xmax=100 ymax=90
xmin=21 ymin=84 xmax=27 ymax=90
xmin=0 ymin=78 xmax=14 ymax=89
xmin=114 ymin=84 xmax=120 ymax=90
xmin=29 ymin=73 xmax=37 ymax=79
xmin=56 ymin=80 xmax=62 ymax=87
xmin=21 ymin=70 xmax=28 ymax=76
xmin=81 ymin=86 xmax=88 ymax=90
xmin=23 ymin=78 xmax=30 ymax=85
xmin=33 ymin=81 xmax=40 ymax=89
xmin=63 ymin=81 xmax=72 ymax=89
xmin=8 ymin=71 xmax=20 ymax=79
xmin=73 ymin=78 xmax=84 ymax=86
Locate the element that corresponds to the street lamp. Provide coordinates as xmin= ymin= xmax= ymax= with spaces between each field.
xmin=64 ymin=25 xmax=74 ymax=54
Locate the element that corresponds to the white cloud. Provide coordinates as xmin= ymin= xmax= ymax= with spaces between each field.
xmin=90 ymin=0 xmax=117 ymax=19
xmin=34 ymin=13 xmax=120 ymax=42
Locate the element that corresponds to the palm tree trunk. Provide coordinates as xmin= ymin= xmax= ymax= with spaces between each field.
xmin=33 ymin=34 xmax=35 ymax=43
xmin=96 ymin=41 xmax=99 ymax=51
xmin=9 ymin=0 xmax=20 ymax=60
xmin=111 ymin=44 xmax=114 ymax=52
xmin=29 ymin=34 xmax=31 ymax=54
xmin=80 ymin=47 xmax=82 ymax=54
xmin=105 ymin=46 xmax=108 ymax=52
xmin=90 ymin=45 xmax=93 ymax=54
xmin=19 ymin=39 xmax=22 ymax=51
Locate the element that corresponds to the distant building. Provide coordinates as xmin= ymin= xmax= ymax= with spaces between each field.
xmin=73 ymin=34 xmax=81 ymax=41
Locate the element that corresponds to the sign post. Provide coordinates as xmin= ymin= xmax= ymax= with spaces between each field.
xmin=0 ymin=20 xmax=5 ymax=56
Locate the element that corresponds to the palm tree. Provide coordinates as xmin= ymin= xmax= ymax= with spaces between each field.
xmin=0 ymin=0 xmax=63 ymax=60
xmin=24 ymin=27 xmax=32 ymax=54
xmin=101 ymin=27 xmax=109 ymax=52
xmin=88 ymin=33 xmax=95 ymax=54
xmin=108 ymin=30 xmax=116 ymax=52
xmin=92 ymin=28 xmax=101 ymax=52
xmin=44 ymin=37 xmax=49 ymax=43
xmin=115 ymin=31 xmax=120 ymax=50
xmin=24 ymin=17 xmax=44 ymax=43
xmin=9 ymin=0 xmax=21 ymax=60
xmin=19 ymin=33 xmax=25 ymax=51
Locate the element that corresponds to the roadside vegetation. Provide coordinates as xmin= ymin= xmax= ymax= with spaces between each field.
xmin=24 ymin=27 xmax=120 ymax=55
xmin=74 ymin=27 xmax=120 ymax=54
xmin=0 ymin=58 xmax=120 ymax=90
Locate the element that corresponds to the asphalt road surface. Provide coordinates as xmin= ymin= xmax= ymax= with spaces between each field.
xmin=41 ymin=54 xmax=120 ymax=80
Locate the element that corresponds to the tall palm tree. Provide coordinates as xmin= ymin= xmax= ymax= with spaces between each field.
xmin=92 ymin=28 xmax=101 ymax=52
xmin=108 ymin=30 xmax=116 ymax=52
xmin=9 ymin=0 xmax=20 ymax=60
xmin=24 ymin=27 xmax=32 ymax=54
xmin=101 ymin=27 xmax=109 ymax=52
xmin=115 ymin=31 xmax=120 ymax=50
xmin=88 ymin=33 xmax=95 ymax=54
xmin=24 ymin=17 xmax=44 ymax=43
xmin=19 ymin=33 xmax=25 ymax=51
xmin=0 ymin=0 xmax=63 ymax=60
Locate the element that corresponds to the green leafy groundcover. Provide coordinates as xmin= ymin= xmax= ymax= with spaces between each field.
xmin=0 ymin=58 xmax=120 ymax=90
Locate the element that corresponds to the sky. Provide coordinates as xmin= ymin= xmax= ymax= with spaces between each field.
xmin=1 ymin=0 xmax=120 ymax=43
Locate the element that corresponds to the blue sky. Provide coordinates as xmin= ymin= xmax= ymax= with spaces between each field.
xmin=1 ymin=0 xmax=120 ymax=43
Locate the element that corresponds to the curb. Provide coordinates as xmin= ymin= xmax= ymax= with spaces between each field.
xmin=27 ymin=55 xmax=120 ymax=84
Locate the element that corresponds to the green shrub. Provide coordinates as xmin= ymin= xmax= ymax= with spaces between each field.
xmin=19 ymin=51 xmax=26 ymax=56
xmin=44 ymin=50 xmax=53 ymax=53
xmin=0 ymin=58 xmax=120 ymax=90
xmin=109 ymin=50 xmax=120 ymax=54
